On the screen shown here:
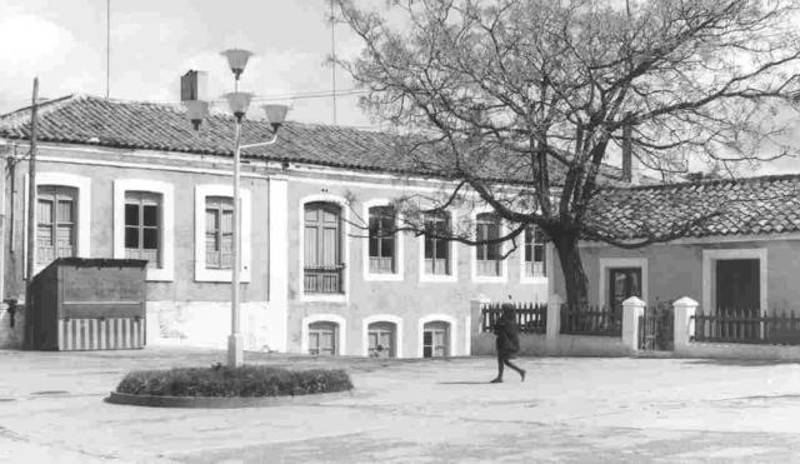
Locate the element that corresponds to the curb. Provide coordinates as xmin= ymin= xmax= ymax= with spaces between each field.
xmin=105 ymin=389 xmax=356 ymax=409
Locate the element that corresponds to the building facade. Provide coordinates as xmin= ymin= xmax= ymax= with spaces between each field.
xmin=0 ymin=95 xmax=551 ymax=355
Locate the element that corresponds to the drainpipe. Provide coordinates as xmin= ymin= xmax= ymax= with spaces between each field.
xmin=0 ymin=139 xmax=7 ymax=306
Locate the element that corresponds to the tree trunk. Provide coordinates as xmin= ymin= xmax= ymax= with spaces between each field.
xmin=553 ymin=233 xmax=589 ymax=309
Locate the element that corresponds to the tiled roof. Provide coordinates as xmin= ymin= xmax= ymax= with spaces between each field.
xmin=0 ymin=94 xmax=635 ymax=185
xmin=586 ymin=174 xmax=800 ymax=241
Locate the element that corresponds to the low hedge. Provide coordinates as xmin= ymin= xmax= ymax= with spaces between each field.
xmin=115 ymin=364 xmax=353 ymax=398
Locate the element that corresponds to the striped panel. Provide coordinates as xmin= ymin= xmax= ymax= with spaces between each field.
xmin=57 ymin=318 xmax=145 ymax=351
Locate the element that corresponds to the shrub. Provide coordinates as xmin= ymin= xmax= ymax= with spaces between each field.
xmin=115 ymin=364 xmax=353 ymax=397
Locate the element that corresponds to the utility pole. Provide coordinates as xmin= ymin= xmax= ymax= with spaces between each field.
xmin=24 ymin=77 xmax=39 ymax=348
xmin=106 ymin=0 xmax=111 ymax=98
xmin=330 ymin=0 xmax=337 ymax=125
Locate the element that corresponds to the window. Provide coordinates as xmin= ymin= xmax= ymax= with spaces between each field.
xmin=205 ymin=196 xmax=233 ymax=269
xmin=304 ymin=202 xmax=343 ymax=293
xmin=115 ymin=179 xmax=174 ymax=282
xmin=423 ymin=211 xmax=451 ymax=275
xmin=368 ymin=206 xmax=395 ymax=273
xmin=423 ymin=321 xmax=450 ymax=358
xmin=476 ymin=213 xmax=502 ymax=276
xmin=36 ymin=186 xmax=77 ymax=265
xmin=124 ymin=192 xmax=162 ymax=268
xmin=368 ymin=321 xmax=396 ymax=358
xmin=524 ymin=225 xmax=546 ymax=277
xmin=308 ymin=321 xmax=338 ymax=355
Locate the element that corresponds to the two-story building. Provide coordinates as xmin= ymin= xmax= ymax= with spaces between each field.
xmin=0 ymin=94 xmax=552 ymax=356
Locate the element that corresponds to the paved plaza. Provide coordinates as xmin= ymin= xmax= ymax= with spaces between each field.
xmin=3 ymin=347 xmax=800 ymax=463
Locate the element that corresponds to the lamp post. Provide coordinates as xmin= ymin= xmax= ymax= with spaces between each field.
xmin=181 ymin=49 xmax=289 ymax=367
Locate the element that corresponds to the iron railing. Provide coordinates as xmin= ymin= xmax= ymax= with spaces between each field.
xmin=481 ymin=302 xmax=547 ymax=334
xmin=560 ymin=304 xmax=622 ymax=337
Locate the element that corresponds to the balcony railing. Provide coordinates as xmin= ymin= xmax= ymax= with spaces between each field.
xmin=369 ymin=257 xmax=394 ymax=274
xmin=304 ymin=264 xmax=345 ymax=294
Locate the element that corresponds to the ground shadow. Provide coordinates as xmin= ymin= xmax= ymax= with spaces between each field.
xmin=684 ymin=358 xmax=800 ymax=367
xmin=437 ymin=381 xmax=494 ymax=385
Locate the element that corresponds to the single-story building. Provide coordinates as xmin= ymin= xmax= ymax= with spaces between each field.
xmin=551 ymin=174 xmax=800 ymax=315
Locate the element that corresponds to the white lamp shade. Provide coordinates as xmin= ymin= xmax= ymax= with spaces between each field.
xmin=221 ymin=49 xmax=253 ymax=77
xmin=182 ymin=100 xmax=209 ymax=129
xmin=225 ymin=92 xmax=253 ymax=118
xmin=262 ymin=104 xmax=289 ymax=126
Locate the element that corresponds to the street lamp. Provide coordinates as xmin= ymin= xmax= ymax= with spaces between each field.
xmin=181 ymin=49 xmax=289 ymax=367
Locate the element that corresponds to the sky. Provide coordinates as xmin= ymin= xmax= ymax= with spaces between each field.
xmin=0 ymin=0 xmax=378 ymax=129
xmin=1 ymin=0 xmax=799 ymax=175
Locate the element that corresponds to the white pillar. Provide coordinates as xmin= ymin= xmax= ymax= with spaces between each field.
xmin=622 ymin=296 xmax=646 ymax=352
xmin=469 ymin=295 xmax=490 ymax=340
xmin=546 ymin=294 xmax=562 ymax=354
xmin=268 ymin=176 xmax=289 ymax=353
xmin=673 ymin=296 xmax=698 ymax=354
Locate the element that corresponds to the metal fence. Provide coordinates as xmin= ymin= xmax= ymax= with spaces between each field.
xmin=560 ymin=304 xmax=622 ymax=337
xmin=480 ymin=302 xmax=547 ymax=334
xmin=692 ymin=308 xmax=800 ymax=345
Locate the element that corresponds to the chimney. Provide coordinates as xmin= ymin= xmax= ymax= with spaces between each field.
xmin=622 ymin=122 xmax=632 ymax=183
xmin=180 ymin=70 xmax=208 ymax=102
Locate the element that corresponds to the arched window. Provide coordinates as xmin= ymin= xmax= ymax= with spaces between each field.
xmin=476 ymin=213 xmax=502 ymax=276
xmin=304 ymin=202 xmax=343 ymax=293
xmin=422 ymin=320 xmax=450 ymax=357
xmin=308 ymin=321 xmax=338 ymax=355
xmin=368 ymin=321 xmax=397 ymax=358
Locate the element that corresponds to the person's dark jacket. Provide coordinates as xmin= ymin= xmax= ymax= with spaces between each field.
xmin=493 ymin=308 xmax=520 ymax=358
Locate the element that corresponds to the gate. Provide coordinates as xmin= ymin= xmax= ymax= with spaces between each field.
xmin=638 ymin=301 xmax=674 ymax=351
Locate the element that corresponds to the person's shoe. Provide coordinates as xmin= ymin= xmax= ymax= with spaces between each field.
xmin=520 ymin=370 xmax=526 ymax=382
xmin=490 ymin=377 xmax=503 ymax=383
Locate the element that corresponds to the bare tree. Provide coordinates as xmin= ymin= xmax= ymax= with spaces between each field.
xmin=334 ymin=0 xmax=800 ymax=306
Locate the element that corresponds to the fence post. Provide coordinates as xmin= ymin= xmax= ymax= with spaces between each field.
xmin=469 ymin=296 xmax=490 ymax=355
xmin=546 ymin=294 xmax=562 ymax=354
xmin=622 ymin=296 xmax=645 ymax=352
xmin=673 ymin=296 xmax=698 ymax=354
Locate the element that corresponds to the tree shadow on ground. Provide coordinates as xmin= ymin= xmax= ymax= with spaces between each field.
xmin=684 ymin=358 xmax=800 ymax=367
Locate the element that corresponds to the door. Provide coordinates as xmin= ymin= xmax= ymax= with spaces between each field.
xmin=608 ymin=267 xmax=642 ymax=313
xmin=716 ymin=259 xmax=760 ymax=313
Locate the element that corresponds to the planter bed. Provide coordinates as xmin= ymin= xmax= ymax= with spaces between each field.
xmin=106 ymin=389 xmax=355 ymax=409
xmin=107 ymin=364 xmax=354 ymax=408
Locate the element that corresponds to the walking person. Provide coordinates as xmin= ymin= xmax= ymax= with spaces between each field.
xmin=491 ymin=302 xmax=526 ymax=383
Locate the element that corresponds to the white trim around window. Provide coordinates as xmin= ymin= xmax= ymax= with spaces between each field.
xmin=418 ymin=210 xmax=458 ymax=283
xmin=417 ymin=314 xmax=458 ymax=358
xmin=301 ymin=313 xmax=347 ymax=355
xmin=598 ymin=257 xmax=649 ymax=308
xmin=194 ymin=184 xmax=252 ymax=283
xmin=361 ymin=314 xmax=404 ymax=358
xmin=702 ymin=248 xmax=768 ymax=315
xmin=113 ymin=179 xmax=174 ymax=281
xmin=362 ymin=199 xmax=404 ymax=282
xmin=469 ymin=209 xmax=508 ymax=284
xmin=298 ymin=194 xmax=350 ymax=302
xmin=24 ymin=172 xmax=92 ymax=276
